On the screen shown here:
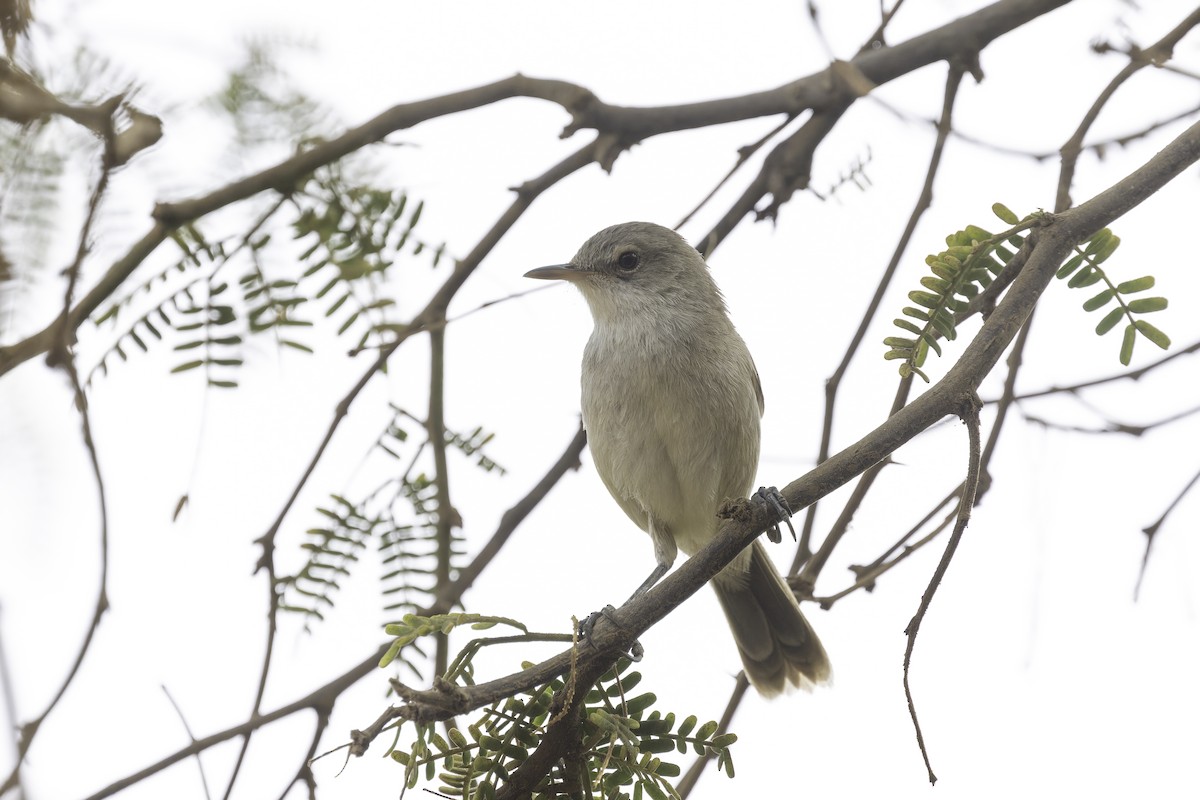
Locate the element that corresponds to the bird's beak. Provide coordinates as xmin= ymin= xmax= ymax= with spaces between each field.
xmin=524 ymin=263 xmax=584 ymax=282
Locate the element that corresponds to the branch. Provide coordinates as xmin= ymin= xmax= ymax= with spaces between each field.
xmin=902 ymin=393 xmax=984 ymax=786
xmin=0 ymin=0 xmax=1073 ymax=378
xmin=0 ymin=60 xmax=162 ymax=164
xmin=2 ymin=103 xmax=117 ymax=798
xmin=1136 ymin=465 xmax=1200 ymax=600
xmin=1056 ymin=6 xmax=1200 ymax=210
xmin=76 ymin=422 xmax=588 ymax=799
xmin=998 ymin=338 xmax=1200 ymax=401
xmin=427 ymin=327 xmax=456 ymax=716
xmin=428 ymin=424 xmax=587 ymax=615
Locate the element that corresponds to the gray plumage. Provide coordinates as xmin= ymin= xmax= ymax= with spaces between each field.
xmin=526 ymin=221 xmax=831 ymax=695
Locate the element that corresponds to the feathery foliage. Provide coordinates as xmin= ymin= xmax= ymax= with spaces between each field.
xmin=384 ymin=646 xmax=737 ymax=800
xmin=885 ymin=203 xmax=1170 ymax=380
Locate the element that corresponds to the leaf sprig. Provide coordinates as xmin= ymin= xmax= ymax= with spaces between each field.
xmin=885 ymin=203 xmax=1170 ymax=379
xmin=884 ymin=204 xmax=1044 ymax=381
xmin=1054 ymin=228 xmax=1170 ymax=365
xmin=388 ymin=656 xmax=737 ymax=800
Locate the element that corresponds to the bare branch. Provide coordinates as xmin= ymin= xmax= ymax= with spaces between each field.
xmin=0 ymin=0 xmax=1075 ymax=378
xmin=1136 ymin=466 xmax=1200 ymax=600
xmin=902 ymin=393 xmax=984 ymax=786
xmin=1056 ymin=6 xmax=1200 ymax=210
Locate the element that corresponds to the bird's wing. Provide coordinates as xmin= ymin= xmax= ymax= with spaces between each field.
xmin=750 ymin=359 xmax=765 ymax=417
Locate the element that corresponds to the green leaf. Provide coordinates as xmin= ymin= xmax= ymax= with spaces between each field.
xmin=1082 ymin=290 xmax=1114 ymax=312
xmin=914 ymin=337 xmax=928 ymax=368
xmin=171 ymin=360 xmax=205 ymax=373
xmin=930 ymin=312 xmax=956 ymax=340
xmin=1119 ymin=323 xmax=1136 ymax=366
xmin=379 ymin=639 xmax=403 ymax=668
xmin=919 ymin=276 xmax=951 ymax=293
xmin=1085 ymin=229 xmax=1112 ymax=255
xmin=1116 ymin=276 xmax=1154 ymax=294
xmin=638 ymin=738 xmax=676 ymax=754
xmin=1127 ymin=297 xmax=1167 ymax=313
xmin=1067 ymin=266 xmax=1102 ymax=289
xmin=907 ymin=291 xmax=941 ymax=309
xmin=1056 ymin=254 xmax=1084 ymax=279
xmin=1095 ymin=307 xmax=1124 ymax=335
xmin=1092 ymin=233 xmax=1121 ymax=263
xmin=624 ymin=692 xmax=657 ymax=716
xmin=992 ymin=203 xmax=1019 ymax=225
xmin=930 ymin=264 xmax=957 ymax=281
xmin=338 ymin=309 xmax=362 ymax=335
xmin=1134 ymin=320 xmax=1171 ymax=350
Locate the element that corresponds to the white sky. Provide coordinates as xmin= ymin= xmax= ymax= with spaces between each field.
xmin=2 ymin=1 xmax=1200 ymax=799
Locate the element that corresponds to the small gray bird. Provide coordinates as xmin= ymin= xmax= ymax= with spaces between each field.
xmin=525 ymin=221 xmax=831 ymax=696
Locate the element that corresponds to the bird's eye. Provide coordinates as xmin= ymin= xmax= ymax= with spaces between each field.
xmin=616 ymin=251 xmax=640 ymax=272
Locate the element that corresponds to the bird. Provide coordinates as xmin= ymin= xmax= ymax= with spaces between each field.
xmin=525 ymin=221 xmax=831 ymax=696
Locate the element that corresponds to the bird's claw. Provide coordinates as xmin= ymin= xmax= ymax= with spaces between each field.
xmin=754 ymin=486 xmax=796 ymax=543
xmin=578 ymin=604 xmax=644 ymax=662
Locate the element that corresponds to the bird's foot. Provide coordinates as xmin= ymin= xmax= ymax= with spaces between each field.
xmin=578 ymin=605 xmax=644 ymax=662
xmin=754 ymin=486 xmax=796 ymax=543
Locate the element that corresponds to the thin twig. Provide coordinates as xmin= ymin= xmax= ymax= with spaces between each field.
xmin=3 ymin=105 xmax=117 ymax=798
xmin=161 ymin=686 xmax=214 ymax=800
xmin=1056 ymin=6 xmax=1200 ymax=210
xmin=994 ymin=338 xmax=1200 ymax=402
xmin=1135 ymin=465 xmax=1200 ymax=600
xmin=675 ymin=114 xmax=796 ymax=232
xmin=902 ymin=393 xmax=983 ymax=785
xmin=426 ymin=326 xmax=458 ymax=731
xmin=813 ymin=488 xmax=961 ymax=608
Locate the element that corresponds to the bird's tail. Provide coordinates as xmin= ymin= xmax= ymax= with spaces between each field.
xmin=711 ymin=541 xmax=831 ymax=697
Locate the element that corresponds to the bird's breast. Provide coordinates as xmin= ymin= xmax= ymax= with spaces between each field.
xmin=580 ymin=324 xmax=761 ymax=553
